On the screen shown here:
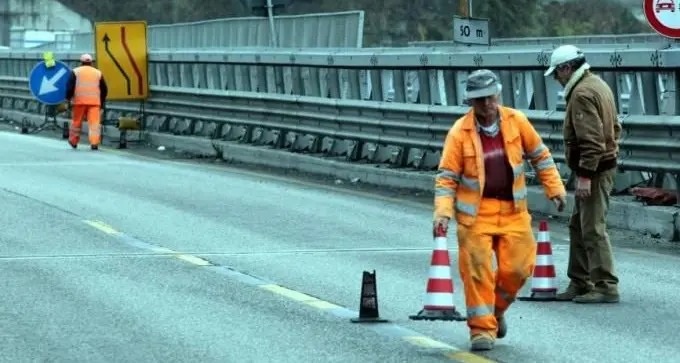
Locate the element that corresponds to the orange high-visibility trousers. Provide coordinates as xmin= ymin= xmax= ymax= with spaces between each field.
xmin=456 ymin=198 xmax=537 ymax=338
xmin=69 ymin=105 xmax=101 ymax=146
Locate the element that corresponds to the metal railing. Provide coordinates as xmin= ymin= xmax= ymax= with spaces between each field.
xmin=409 ymin=33 xmax=676 ymax=48
xmin=1 ymin=44 xmax=676 ymax=116
xmin=0 ymin=76 xmax=678 ymax=198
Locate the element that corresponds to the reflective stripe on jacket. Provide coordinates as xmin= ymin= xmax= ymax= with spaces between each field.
xmin=434 ymin=106 xmax=565 ymax=226
xmin=72 ymin=66 xmax=102 ymax=106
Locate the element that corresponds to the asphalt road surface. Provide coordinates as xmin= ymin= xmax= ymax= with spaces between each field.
xmin=1 ymin=130 xmax=678 ymax=363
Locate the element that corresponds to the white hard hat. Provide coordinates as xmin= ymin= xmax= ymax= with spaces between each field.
xmin=544 ymin=45 xmax=585 ymax=77
xmin=80 ymin=53 xmax=93 ymax=63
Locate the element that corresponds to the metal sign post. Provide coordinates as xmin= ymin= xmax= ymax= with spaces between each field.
xmin=266 ymin=0 xmax=279 ymax=47
xmin=243 ymin=0 xmax=293 ymax=47
xmin=453 ymin=0 xmax=490 ymax=46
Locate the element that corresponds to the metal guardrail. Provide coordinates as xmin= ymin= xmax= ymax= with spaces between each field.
xmin=0 ymin=76 xmax=678 ymax=196
xmin=409 ymin=33 xmax=676 ymax=48
xmin=1 ymin=42 xmax=675 ymax=70
xmin=0 ymin=45 xmax=678 ymax=116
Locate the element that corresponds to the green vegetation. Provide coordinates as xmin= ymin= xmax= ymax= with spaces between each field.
xmin=59 ymin=0 xmax=652 ymax=46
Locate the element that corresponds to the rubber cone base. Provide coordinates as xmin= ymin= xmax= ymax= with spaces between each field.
xmin=350 ymin=316 xmax=389 ymax=323
xmin=518 ymin=291 xmax=558 ymax=302
xmin=409 ymin=308 xmax=467 ymax=322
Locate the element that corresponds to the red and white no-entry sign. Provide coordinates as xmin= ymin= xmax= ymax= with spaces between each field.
xmin=645 ymin=0 xmax=680 ymax=38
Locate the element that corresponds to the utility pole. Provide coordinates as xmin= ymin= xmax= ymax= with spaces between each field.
xmin=266 ymin=0 xmax=278 ymax=47
xmin=0 ymin=1 xmax=10 ymax=46
xmin=243 ymin=0 xmax=291 ymax=47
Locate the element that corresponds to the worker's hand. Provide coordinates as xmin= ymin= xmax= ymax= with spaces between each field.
xmin=575 ymin=177 xmax=592 ymax=199
xmin=433 ymin=217 xmax=449 ymax=234
xmin=551 ymin=194 xmax=567 ymax=212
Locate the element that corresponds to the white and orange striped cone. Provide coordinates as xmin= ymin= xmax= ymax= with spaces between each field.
xmin=409 ymin=224 xmax=466 ymax=322
xmin=519 ymin=220 xmax=558 ymax=302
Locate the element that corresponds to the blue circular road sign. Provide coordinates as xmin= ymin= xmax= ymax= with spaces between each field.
xmin=28 ymin=60 xmax=72 ymax=105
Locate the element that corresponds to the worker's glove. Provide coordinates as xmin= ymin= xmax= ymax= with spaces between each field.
xmin=551 ymin=194 xmax=567 ymax=212
xmin=433 ymin=216 xmax=450 ymax=235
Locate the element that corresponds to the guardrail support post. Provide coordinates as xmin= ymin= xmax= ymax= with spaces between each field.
xmin=674 ymin=174 xmax=680 ymax=208
xmin=347 ymin=140 xmax=363 ymax=161
xmin=396 ymin=146 xmax=410 ymax=167
xmin=274 ymin=130 xmax=287 ymax=148
xmin=309 ymin=136 xmax=322 ymax=153
xmin=119 ymin=130 xmax=128 ymax=149
xmin=242 ymin=126 xmax=254 ymax=144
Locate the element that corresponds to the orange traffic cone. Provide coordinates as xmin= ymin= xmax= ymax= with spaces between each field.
xmin=409 ymin=224 xmax=466 ymax=322
xmin=519 ymin=220 xmax=558 ymax=302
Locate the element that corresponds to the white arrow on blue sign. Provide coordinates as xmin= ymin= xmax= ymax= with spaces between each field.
xmin=28 ymin=60 xmax=71 ymax=105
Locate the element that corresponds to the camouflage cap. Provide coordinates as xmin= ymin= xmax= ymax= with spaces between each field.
xmin=465 ymin=69 xmax=502 ymax=99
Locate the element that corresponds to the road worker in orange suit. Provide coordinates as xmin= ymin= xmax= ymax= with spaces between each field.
xmin=433 ymin=69 xmax=567 ymax=351
xmin=65 ymin=53 xmax=108 ymax=150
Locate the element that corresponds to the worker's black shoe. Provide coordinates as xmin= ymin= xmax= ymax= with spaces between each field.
xmin=91 ymin=145 xmax=98 ymax=150
xmin=69 ymin=142 xmax=77 ymax=149
xmin=497 ymin=315 xmax=507 ymax=339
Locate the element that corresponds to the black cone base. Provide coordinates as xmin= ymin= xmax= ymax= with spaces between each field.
xmin=409 ymin=308 xmax=466 ymax=322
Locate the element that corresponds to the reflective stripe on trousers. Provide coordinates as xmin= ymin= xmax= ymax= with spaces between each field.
xmin=70 ymin=105 xmax=102 ymax=146
xmin=456 ymin=199 xmax=536 ymax=337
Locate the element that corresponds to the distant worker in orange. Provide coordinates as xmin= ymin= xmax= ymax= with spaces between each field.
xmin=433 ymin=69 xmax=567 ymax=351
xmin=65 ymin=53 xmax=108 ymax=150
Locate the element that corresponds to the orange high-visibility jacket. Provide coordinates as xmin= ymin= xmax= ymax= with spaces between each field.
xmin=434 ymin=106 xmax=565 ymax=226
xmin=72 ymin=66 xmax=102 ymax=106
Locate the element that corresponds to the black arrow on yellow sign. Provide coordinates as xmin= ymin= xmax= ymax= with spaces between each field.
xmin=102 ymin=33 xmax=131 ymax=95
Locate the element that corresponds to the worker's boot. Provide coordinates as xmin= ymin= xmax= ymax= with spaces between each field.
xmin=573 ymin=290 xmax=619 ymax=304
xmin=496 ymin=315 xmax=507 ymax=339
xmin=69 ymin=141 xmax=77 ymax=149
xmin=555 ymin=284 xmax=591 ymax=301
xmin=470 ymin=332 xmax=495 ymax=351
xmin=91 ymin=145 xmax=98 ymax=150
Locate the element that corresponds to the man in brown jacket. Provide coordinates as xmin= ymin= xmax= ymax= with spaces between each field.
xmin=544 ymin=45 xmax=621 ymax=304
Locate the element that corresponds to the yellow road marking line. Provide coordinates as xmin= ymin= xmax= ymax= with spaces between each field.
xmin=83 ymin=220 xmax=213 ymax=266
xmin=83 ymin=220 xmax=120 ymax=235
xmin=404 ymin=336 xmax=498 ymax=362
xmin=404 ymin=336 xmax=456 ymax=349
xmin=259 ymin=283 xmax=492 ymax=362
xmin=259 ymin=284 xmax=342 ymax=310
xmin=304 ymin=299 xmax=342 ymax=310
xmin=175 ymin=254 xmax=212 ymax=266
xmin=260 ymin=284 xmax=316 ymax=301
xmin=446 ymin=351 xmax=497 ymax=363
xmin=150 ymin=246 xmax=176 ymax=254
xmin=80 ymin=212 xmax=493 ymax=362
